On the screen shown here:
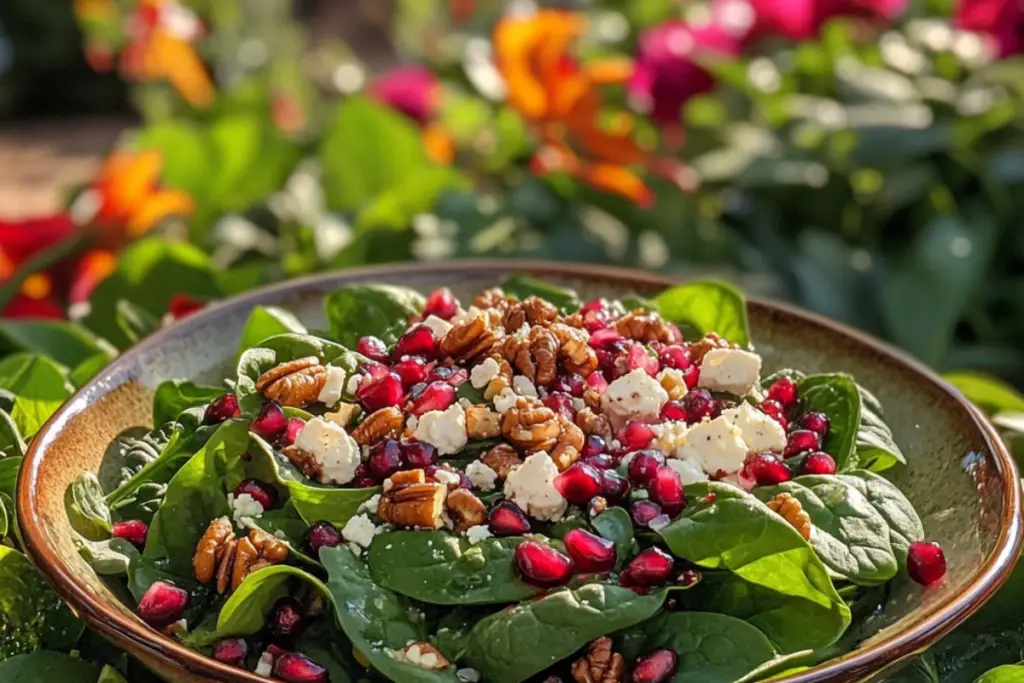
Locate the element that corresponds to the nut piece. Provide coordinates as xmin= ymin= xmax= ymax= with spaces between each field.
xmin=503 ymin=296 xmax=559 ymax=331
xmin=193 ymin=517 xmax=234 ymax=584
xmin=550 ymin=417 xmax=585 ymax=472
xmin=378 ymin=469 xmax=448 ymax=528
xmin=325 ymin=403 xmax=361 ymax=428
xmin=483 ymin=356 xmax=513 ymax=400
xmin=351 ymin=406 xmax=404 ymax=445
xmin=466 ymin=404 xmax=501 ymax=439
xmin=196 ymin=522 xmax=288 ymax=594
xmin=229 ymin=529 xmax=288 ymax=593
xmin=658 ymin=369 xmax=688 ymax=400
xmin=281 ymin=444 xmax=323 ymax=480
xmin=615 ymin=309 xmax=676 ymax=345
xmin=481 ymin=443 xmax=523 ymax=479
xmin=689 ymin=332 xmax=736 ymax=363
xmin=575 ymin=407 xmax=614 ymax=441
xmin=393 ymin=642 xmax=450 ymax=670
xmin=446 ymin=488 xmax=488 ymax=531
xmin=501 ymin=398 xmax=562 ymax=453
xmin=473 ymin=288 xmax=511 ymax=314
xmin=571 ymin=637 xmax=625 ymax=683
xmin=440 ymin=313 xmax=502 ymax=363
xmin=552 ymin=323 xmax=598 ymax=377
xmin=256 ymin=356 xmax=327 ymax=407
xmin=767 ymin=492 xmax=812 ymax=541
xmin=499 ymin=326 xmax=559 ymax=386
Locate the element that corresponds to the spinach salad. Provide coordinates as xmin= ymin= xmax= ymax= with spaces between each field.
xmin=68 ymin=277 xmax=944 ymax=683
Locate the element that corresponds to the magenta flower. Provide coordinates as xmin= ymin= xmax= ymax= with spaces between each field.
xmin=368 ymin=65 xmax=439 ymax=125
xmin=744 ymin=0 xmax=907 ymax=41
xmin=955 ymin=0 xmax=1024 ymax=57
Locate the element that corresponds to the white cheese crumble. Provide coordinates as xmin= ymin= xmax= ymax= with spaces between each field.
xmin=457 ymin=668 xmax=482 ymax=683
xmin=600 ymin=368 xmax=669 ymax=428
xmin=407 ymin=415 xmax=419 ymax=431
xmin=433 ymin=469 xmax=461 ymax=486
xmin=255 ymin=651 xmax=275 ymax=677
xmin=649 ymin=420 xmax=690 ymax=457
xmin=392 ymin=643 xmax=445 ymax=670
xmin=413 ymin=403 xmax=468 ymax=455
xmin=341 ymin=513 xmax=378 ymax=548
xmin=675 ymin=415 xmax=749 ymax=476
xmin=493 ymin=387 xmax=520 ymax=414
xmin=571 ymin=397 xmax=586 ymax=411
xmin=346 ymin=373 xmax=363 ymax=395
xmin=358 ymin=494 xmax=382 ymax=514
xmin=466 ymin=524 xmax=493 ymax=545
xmin=227 ymin=493 xmax=264 ymax=525
xmin=293 ymin=417 xmax=361 ymax=485
xmin=503 ymin=452 xmax=567 ymax=521
xmin=421 ymin=315 xmax=454 ymax=339
xmin=512 ymin=375 xmax=538 ymax=398
xmin=698 ymin=348 xmax=762 ymax=396
xmin=470 ymin=357 xmax=501 ymax=389
xmin=317 ymin=365 xmax=347 ymax=407
xmin=721 ymin=402 xmax=787 ymax=453
xmin=465 ymin=460 xmax=498 ymax=491
xmin=666 ymin=457 xmax=709 ymax=484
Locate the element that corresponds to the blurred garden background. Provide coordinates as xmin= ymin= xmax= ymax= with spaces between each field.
xmin=3 ymin=0 xmax=1024 ymax=681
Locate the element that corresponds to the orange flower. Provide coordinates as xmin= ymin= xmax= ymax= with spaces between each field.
xmin=494 ymin=10 xmax=691 ymax=204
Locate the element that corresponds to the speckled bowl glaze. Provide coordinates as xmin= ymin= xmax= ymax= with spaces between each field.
xmin=17 ymin=261 xmax=1022 ymax=683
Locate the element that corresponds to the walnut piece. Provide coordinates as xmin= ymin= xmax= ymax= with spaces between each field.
xmin=465 ymin=404 xmax=501 ymax=439
xmin=230 ymin=529 xmax=288 ymax=592
xmin=551 ymin=323 xmax=598 ymax=377
xmin=689 ymin=332 xmax=736 ymax=363
xmin=503 ymin=296 xmax=559 ymax=331
xmin=481 ymin=443 xmax=523 ymax=479
xmin=351 ymin=406 xmax=404 ymax=445
xmin=550 ymin=417 xmax=585 ymax=471
xmin=440 ymin=313 xmax=502 ymax=363
xmin=193 ymin=517 xmax=234 ymax=584
xmin=571 ymin=637 xmax=625 ymax=683
xmin=473 ymin=288 xmax=512 ymax=313
xmin=615 ymin=309 xmax=676 ymax=345
xmin=499 ymin=325 xmax=559 ymax=386
xmin=281 ymin=444 xmax=323 ymax=480
xmin=393 ymin=642 xmax=450 ymax=670
xmin=446 ymin=488 xmax=488 ymax=531
xmin=575 ymin=407 xmax=614 ymax=441
xmin=767 ymin=492 xmax=812 ymax=541
xmin=378 ymin=469 xmax=448 ymax=528
xmin=501 ymin=397 xmax=561 ymax=453
xmin=195 ymin=521 xmax=287 ymax=594
xmin=255 ymin=356 xmax=327 ymax=407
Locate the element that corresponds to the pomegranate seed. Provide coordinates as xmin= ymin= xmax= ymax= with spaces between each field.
xmin=212 ymin=638 xmax=248 ymax=666
xmin=425 ymin=365 xmax=466 ymax=386
xmin=767 ymin=377 xmax=799 ymax=406
xmin=584 ymin=453 xmax=615 ymax=470
xmin=623 ymin=548 xmax=675 ymax=586
xmin=586 ymin=371 xmax=609 ymax=393
xmin=488 ymin=501 xmax=531 ymax=536
xmin=581 ymin=434 xmax=607 ymax=457
xmin=551 ymin=373 xmax=586 ymax=397
xmin=801 ymin=451 xmax=837 ymax=475
xmin=306 ymin=521 xmax=342 ymax=558
xmin=554 ymin=462 xmax=603 ymax=504
xmin=620 ymin=421 xmax=655 ymax=451
xmin=392 ymin=356 xmax=429 ymax=387
xmin=584 ymin=309 xmax=612 ymax=332
xmin=648 ymin=466 xmax=686 ymax=516
xmin=112 ymin=520 xmax=148 ymax=550
xmin=682 ymin=365 xmax=700 ymax=389
xmin=273 ymin=653 xmax=329 ymax=683
xmin=363 ymin=362 xmax=389 ymax=380
xmin=270 ymin=597 xmax=305 ymax=640
xmin=908 ymin=541 xmax=947 ymax=586
xmin=393 ymin=325 xmax=438 ymax=360
xmin=356 ymin=336 xmax=389 ymax=364
xmin=632 ymin=649 xmax=678 ymax=683
xmin=400 ymin=442 xmax=437 ymax=468
xmin=563 ymin=528 xmax=616 ymax=572
xmin=784 ymin=430 xmax=821 ymax=459
xmin=589 ymin=328 xmax=624 ymax=349
xmin=234 ymin=479 xmax=279 ymax=510
xmin=251 ymin=402 xmax=288 ymax=441
xmin=627 ymin=450 xmax=665 ymax=485
xmin=137 ymin=580 xmax=189 ymax=627
xmin=281 ymin=417 xmax=305 ymax=446
xmin=631 ymin=500 xmax=663 ymax=528
xmin=407 ymin=381 xmax=455 ymax=416
xmin=759 ymin=399 xmax=788 ymax=430
xmin=660 ymin=400 xmax=687 ymax=422
xmin=543 ymin=392 xmax=576 ymax=421
xmin=356 ymin=373 xmax=404 ymax=412
xmin=799 ymin=411 xmax=831 ymax=437
xmin=204 ymin=393 xmax=240 ymax=424
xmin=514 ymin=541 xmax=573 ymax=587
xmin=581 ymin=298 xmax=606 ymax=314
xmin=353 ymin=476 xmax=378 ymax=488
xmin=267 ymin=645 xmax=289 ymax=659
xmin=423 ymin=287 xmax=458 ymax=320
xmin=600 ymin=469 xmax=631 ymax=503
xmin=446 ymin=367 xmax=469 ymax=386
xmin=678 ymin=568 xmax=702 ymax=587
xmin=626 ymin=344 xmax=659 ymax=377
xmin=744 ymin=453 xmax=792 ymax=485
xmin=658 ymin=345 xmax=692 ymax=370
xmin=682 ymin=389 xmax=716 ymax=424
xmin=666 ymin=323 xmax=683 ymax=343
xmin=368 ymin=440 xmax=403 ymax=480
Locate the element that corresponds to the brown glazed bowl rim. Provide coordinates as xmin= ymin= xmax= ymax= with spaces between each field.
xmin=17 ymin=260 xmax=1024 ymax=683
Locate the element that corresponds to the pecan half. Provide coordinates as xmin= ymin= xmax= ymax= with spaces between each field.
xmin=501 ymin=397 xmax=561 ymax=453
xmin=499 ymin=325 xmax=559 ymax=386
xmin=767 ymin=492 xmax=812 ymax=541
xmin=615 ymin=309 xmax=676 ymax=345
xmin=481 ymin=443 xmax=523 ymax=479
xmin=503 ymin=296 xmax=559 ymax=331
xmin=378 ymin=469 xmax=447 ymax=528
xmin=689 ymin=332 xmax=736 ymax=363
xmin=440 ymin=313 xmax=502 ymax=363
xmin=196 ymin=522 xmax=287 ymax=594
xmin=256 ymin=356 xmax=327 ymax=407
xmin=446 ymin=488 xmax=487 ymax=531
xmin=465 ymin=404 xmax=501 ymax=439
xmin=281 ymin=444 xmax=323 ymax=480
xmin=571 ymin=637 xmax=624 ymax=683
xmin=473 ymin=288 xmax=511 ymax=313
xmin=351 ymin=406 xmax=403 ymax=445
xmin=193 ymin=517 xmax=234 ymax=584
xmin=550 ymin=417 xmax=585 ymax=471
xmin=575 ymin=407 xmax=614 ymax=441
xmin=551 ymin=323 xmax=598 ymax=377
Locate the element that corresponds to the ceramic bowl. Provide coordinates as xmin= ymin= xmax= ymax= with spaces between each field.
xmin=17 ymin=261 xmax=1022 ymax=683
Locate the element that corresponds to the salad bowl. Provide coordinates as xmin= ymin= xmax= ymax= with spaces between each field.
xmin=17 ymin=261 xmax=1022 ymax=683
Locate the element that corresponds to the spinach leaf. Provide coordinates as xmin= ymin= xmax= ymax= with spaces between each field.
xmin=500 ymin=274 xmax=581 ymax=313
xmin=0 ymin=546 xmax=85 ymax=657
xmin=651 ymin=281 xmax=750 ymax=347
xmin=238 ymin=305 xmax=307 ymax=357
xmin=0 ymin=353 xmax=73 ymax=438
xmin=433 ymin=607 xmax=495 ymax=662
xmin=658 ymin=482 xmax=849 ymax=653
xmin=324 ymin=283 xmax=425 ymax=348
xmin=76 ymin=537 xmax=140 ymax=577
xmin=368 ymin=531 xmax=536 ymax=604
xmin=0 ymin=408 xmax=27 ymax=458
xmin=755 ymin=477 xmax=898 ymax=585
xmin=65 ymin=472 xmax=113 ymax=541
xmin=591 ymin=507 xmax=635 ymax=569
xmin=0 ymin=456 xmax=21 ymax=501
xmin=839 ymin=470 xmax=924 ymax=565
xmin=464 ymin=583 xmax=666 ymax=683
xmin=797 ymin=374 xmax=861 ymax=471
xmin=69 ymin=353 xmax=110 ymax=388
xmin=217 ymin=565 xmax=328 ymax=638
xmin=0 ymin=651 xmax=100 ymax=682
xmin=249 ymin=502 xmax=320 ymax=566
xmin=0 ymin=499 xmax=7 ymax=538
xmin=0 ymin=319 xmax=113 ymax=370
xmin=321 ymin=546 xmax=460 ymax=683
xmin=98 ymin=422 xmax=179 ymax=494
xmin=152 ymin=381 xmax=224 ymax=426
xmin=291 ymin=622 xmax=359 ymax=683
xmin=114 ymin=299 xmax=160 ymax=344
xmin=974 ymin=666 xmax=1024 ymax=682
xmin=854 ymin=385 xmax=906 ymax=471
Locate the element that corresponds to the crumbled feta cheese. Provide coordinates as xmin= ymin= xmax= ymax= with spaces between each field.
xmin=571 ymin=397 xmax=586 ymax=412
xmin=413 ymin=403 xmax=468 ymax=455
xmin=293 ymin=417 xmax=361 ymax=484
xmin=433 ymin=469 xmax=461 ymax=486
xmin=422 ymin=315 xmax=454 ymax=339
xmin=439 ymin=510 xmax=455 ymax=530
xmin=317 ymin=365 xmax=347 ymax=407
xmin=657 ymin=367 xmax=686 ymax=392
xmin=503 ymin=452 xmax=567 ymax=521
xmin=466 ymin=524 xmax=493 ymax=545
xmin=346 ymin=373 xmax=363 ymax=395
xmin=600 ymin=368 xmax=669 ymax=428
xmin=493 ymin=387 xmax=519 ymax=414
xmin=512 ymin=375 xmax=538 ymax=398
xmin=228 ymin=492 xmax=264 ymax=525
xmin=650 ymin=420 xmax=690 ymax=457
xmin=721 ymin=402 xmax=786 ymax=453
xmin=407 ymin=415 xmax=419 ymax=431
xmin=465 ymin=460 xmax=498 ymax=491
xmin=342 ymin=513 xmax=378 ymax=548
xmin=666 ymin=457 xmax=709 ymax=485
xmin=675 ymin=415 xmax=749 ymax=475
xmin=358 ymin=494 xmax=382 ymax=514
xmin=452 ymin=306 xmax=482 ymax=324
xmin=255 ymin=651 xmax=275 ymax=677
xmin=698 ymin=348 xmax=762 ymax=396
xmin=458 ymin=397 xmax=473 ymax=409
xmin=457 ymin=668 xmax=482 ymax=683
xmin=470 ymin=357 xmax=501 ymax=389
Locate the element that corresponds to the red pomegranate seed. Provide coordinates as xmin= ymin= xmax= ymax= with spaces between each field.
xmin=137 ymin=580 xmax=189 ymax=627
xmin=212 ymin=638 xmax=248 ymax=666
xmin=666 ymin=323 xmax=683 ymax=343
xmin=363 ymin=362 xmax=389 ymax=380
xmin=203 ymin=393 xmax=240 ymax=424
xmin=631 ymin=500 xmax=663 ymax=528
xmin=767 ymin=377 xmax=799 ymax=406
xmin=581 ymin=298 xmax=606 ymax=314
xmin=400 ymin=442 xmax=437 ymax=469
xmin=626 ymin=344 xmax=659 ymax=377
xmin=632 ymin=649 xmax=678 ymax=683
xmin=543 ymin=392 xmax=576 ymax=421
xmin=269 ymin=597 xmax=305 ymax=640
xmin=620 ymin=421 xmax=655 ymax=450
xmin=234 ymin=479 xmax=279 ymax=510
xmin=356 ymin=373 xmax=404 ymax=412
xmin=658 ymin=345 xmax=692 ymax=370
xmin=306 ymin=521 xmax=342 ymax=558
xmin=682 ymin=364 xmax=700 ymax=388
xmin=744 ymin=453 xmax=792 ymax=485
xmin=589 ymin=328 xmax=624 ymax=349
xmin=600 ymin=469 xmax=631 ymax=503
xmin=251 ymin=402 xmax=288 ymax=441
xmin=407 ymin=381 xmax=456 ymax=416
xmin=908 ymin=541 xmax=947 ymax=586
xmin=759 ymin=399 xmax=788 ymax=430
xmin=356 ymin=336 xmax=389 ymax=364
xmin=799 ymin=411 xmax=831 ymax=436
xmin=554 ymin=462 xmax=603 ymax=504
xmin=581 ymin=434 xmax=607 ymax=457
xmin=800 ymin=451 xmax=837 ymax=475
xmin=563 ymin=528 xmax=616 ymax=572
xmin=267 ymin=644 xmax=289 ymax=659
xmin=423 ymin=287 xmax=458 ymax=320
xmin=393 ymin=356 xmax=429 ymax=387
xmin=352 ymin=476 xmax=378 ymax=488
xmin=281 ymin=417 xmax=305 ymax=447
xmin=648 ymin=466 xmax=686 ymax=516
xmin=682 ymin=389 xmax=716 ymax=424
xmin=623 ymin=548 xmax=675 ymax=586
xmin=784 ymin=430 xmax=821 ymax=459
xmin=112 ymin=520 xmax=148 ymax=550
xmin=368 ymin=440 xmax=403 ymax=481
xmin=586 ymin=371 xmax=609 ymax=393
xmin=488 ymin=501 xmax=531 ymax=536
xmin=584 ymin=453 xmax=615 ymax=470
xmin=627 ymin=450 xmax=665 ymax=485
xmin=393 ymin=325 xmax=438 ymax=360
xmin=660 ymin=400 xmax=687 ymax=422
xmin=273 ymin=652 xmax=329 ymax=683
xmin=514 ymin=541 xmax=573 ymax=587
xmin=551 ymin=373 xmax=586 ymax=397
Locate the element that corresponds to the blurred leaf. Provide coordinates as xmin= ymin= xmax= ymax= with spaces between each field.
xmin=69 ymin=354 xmax=109 ymax=389
xmin=356 ymin=168 xmax=470 ymax=232
xmin=238 ymin=306 xmax=307 ymax=357
xmin=114 ymin=300 xmax=160 ymax=346
xmin=0 ymin=547 xmax=86 ymax=657
xmin=944 ymin=372 xmax=1024 ymax=415
xmin=973 ymin=666 xmax=1024 ymax=683
xmin=0 ymin=354 xmax=72 ymax=439
xmin=0 ymin=410 xmax=26 ymax=459
xmin=852 ymin=125 xmax=952 ymax=166
xmin=0 ymin=320 xmax=113 ymax=371
xmin=485 ymin=108 xmax=531 ymax=172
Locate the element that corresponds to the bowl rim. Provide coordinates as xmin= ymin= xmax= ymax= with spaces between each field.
xmin=17 ymin=259 xmax=1023 ymax=683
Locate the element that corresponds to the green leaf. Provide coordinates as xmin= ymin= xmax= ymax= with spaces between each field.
xmin=500 ymin=275 xmax=582 ymax=313
xmin=97 ymin=665 xmax=128 ymax=683
xmin=237 ymin=305 xmax=307 ymax=357
xmin=321 ymin=546 xmax=460 ymax=682
xmin=356 ymin=167 xmax=470 ymax=232
xmin=217 ymin=565 xmax=328 ymax=639
xmin=854 ymin=385 xmax=906 ymax=471
xmin=0 ymin=547 xmax=85 ymax=657
xmin=0 ymin=651 xmax=100 ymax=682
xmin=0 ymin=410 xmax=26 ymax=459
xmin=652 ymin=281 xmax=750 ymax=347
xmin=76 ymin=536 xmax=140 ymax=577
xmin=324 ymin=284 xmax=425 ymax=349
xmin=974 ymin=666 xmax=1024 ymax=683
xmin=0 ymin=498 xmax=8 ymax=539
xmin=944 ymin=372 xmax=1024 ymax=416
xmin=839 ymin=470 xmax=924 ymax=566
xmin=114 ymin=300 xmax=160 ymax=345
xmin=0 ymin=457 xmax=20 ymax=502
xmin=69 ymin=354 xmax=110 ymax=388
xmin=0 ymin=353 xmax=73 ymax=439
xmin=65 ymin=472 xmax=113 ymax=541
xmin=464 ymin=583 xmax=666 ymax=683
xmin=798 ymin=374 xmax=861 ymax=472
xmin=0 ymin=319 xmax=112 ymax=370
xmin=591 ymin=507 xmax=635 ymax=569
xmin=367 ymin=531 xmax=537 ymax=605
xmin=152 ymin=380 xmax=224 ymax=426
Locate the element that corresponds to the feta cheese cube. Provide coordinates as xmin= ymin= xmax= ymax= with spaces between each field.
xmin=600 ymin=368 xmax=669 ymax=428
xmin=358 ymin=494 xmax=382 ymax=514
xmin=698 ymin=348 xmax=762 ymax=396
xmin=721 ymin=402 xmax=786 ymax=453
xmin=512 ymin=375 xmax=538 ymax=398
xmin=341 ymin=513 xmax=378 ymax=548
xmin=228 ymin=492 xmax=265 ymax=525
xmin=433 ymin=469 xmax=461 ymax=487
xmin=503 ymin=452 xmax=566 ymax=521
xmin=466 ymin=525 xmax=493 ymax=545
xmin=493 ymin=387 xmax=519 ymax=414
xmin=470 ymin=357 xmax=501 ymax=389
xmin=421 ymin=315 xmax=454 ymax=339
xmin=465 ymin=460 xmax=498 ymax=491
xmin=413 ymin=403 xmax=468 ymax=455
xmin=649 ymin=420 xmax=690 ymax=457
xmin=346 ymin=373 xmax=363 ymax=395
xmin=293 ymin=417 xmax=361 ymax=485
xmin=255 ymin=651 xmax=275 ymax=677
xmin=317 ymin=365 xmax=347 ymax=407
xmin=675 ymin=415 xmax=749 ymax=476
xmin=666 ymin=457 xmax=709 ymax=485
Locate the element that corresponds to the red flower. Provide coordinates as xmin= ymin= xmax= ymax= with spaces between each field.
xmin=167 ymin=293 xmax=205 ymax=320
xmin=955 ymin=0 xmax=1024 ymax=57
xmin=369 ymin=66 xmax=440 ymax=126
xmin=741 ymin=0 xmax=907 ymax=41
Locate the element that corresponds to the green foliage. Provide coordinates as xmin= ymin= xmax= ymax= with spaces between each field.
xmin=0 ymin=353 xmax=73 ymax=439
xmin=0 ymin=547 xmax=85 ymax=658
xmin=324 ymin=283 xmax=425 ymax=348
xmin=653 ymin=281 xmax=750 ymax=347
xmin=216 ymin=565 xmax=327 ymax=638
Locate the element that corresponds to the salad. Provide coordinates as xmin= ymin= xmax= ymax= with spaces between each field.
xmin=67 ymin=275 xmax=946 ymax=683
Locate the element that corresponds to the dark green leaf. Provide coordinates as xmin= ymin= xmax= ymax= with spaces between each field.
xmin=0 ymin=651 xmax=99 ymax=682
xmin=798 ymin=374 xmax=861 ymax=472
xmin=0 ymin=457 xmax=20 ymax=502
xmin=76 ymin=536 xmax=140 ymax=577
xmin=0 ymin=410 xmax=26 ymax=459
xmin=237 ymin=305 xmax=307 ymax=357
xmin=500 ymin=274 xmax=581 ymax=313
xmin=591 ymin=507 xmax=635 ymax=569
xmin=65 ymin=472 xmax=113 ymax=541
xmin=0 ymin=499 xmax=7 ymax=539
xmin=0 ymin=353 xmax=73 ymax=438
xmin=152 ymin=380 xmax=224 ymax=426
xmin=0 ymin=319 xmax=112 ymax=370
xmin=324 ymin=284 xmax=425 ymax=349
xmin=100 ymin=422 xmax=185 ymax=501
xmin=0 ymin=547 xmax=85 ymax=656
xmin=652 ymin=281 xmax=750 ymax=347
xmin=839 ymin=470 xmax=924 ymax=565
xmin=217 ymin=565 xmax=328 ymax=639
xmin=854 ymin=384 xmax=906 ymax=471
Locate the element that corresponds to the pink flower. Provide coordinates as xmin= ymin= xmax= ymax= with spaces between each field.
xmin=955 ymin=0 xmax=1024 ymax=57
xmin=744 ymin=0 xmax=907 ymax=41
xmin=368 ymin=66 xmax=440 ymax=125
